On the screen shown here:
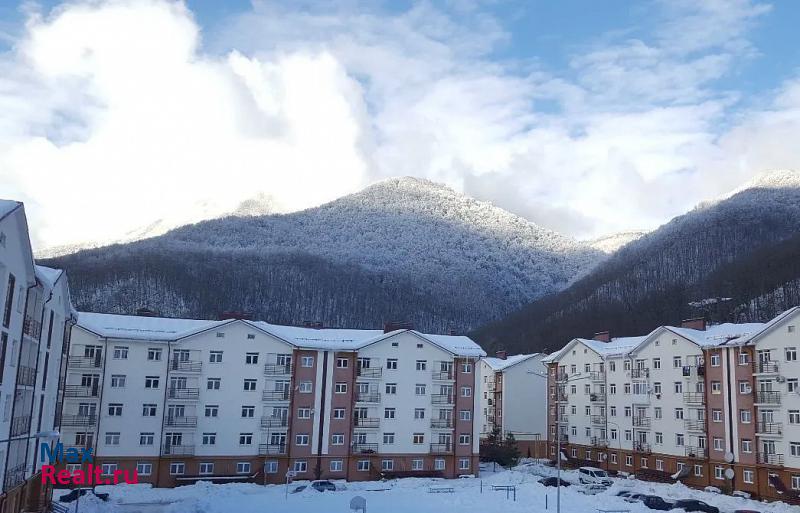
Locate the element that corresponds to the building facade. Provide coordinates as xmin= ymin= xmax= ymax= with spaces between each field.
xmin=0 ymin=200 xmax=74 ymax=513
xmin=479 ymin=352 xmax=547 ymax=457
xmin=61 ymin=313 xmax=485 ymax=487
xmin=545 ymin=309 xmax=800 ymax=502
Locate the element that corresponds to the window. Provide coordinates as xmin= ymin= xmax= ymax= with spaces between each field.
xmin=790 ymin=325 xmax=797 ymax=333
xmin=113 ymin=346 xmax=128 ymax=359
xmin=385 ymin=383 xmax=397 ymax=394
xmin=333 ymin=408 xmax=346 ymax=419
xmin=710 ymin=354 xmax=720 ymax=367
xmin=293 ymin=461 xmax=307 ymax=473
xmin=610 ymin=453 xmax=618 ymax=464
xmin=676 ymin=434 xmax=685 ymax=446
xmin=242 ymin=405 xmax=255 ymax=418
xmin=384 ymin=408 xmax=396 ymax=419
xmin=415 ymin=384 xmax=426 ymax=395
xmin=713 ymin=438 xmax=724 ymax=451
xmin=411 ymin=459 xmax=423 ymax=471
xmin=740 ymin=409 xmax=751 ymax=423
xmin=461 ymin=386 xmax=472 ymax=397
xmin=382 ymin=460 xmax=394 ymax=471
xmin=247 ymin=333 xmax=256 ymax=340
xmin=170 ymin=462 xmax=185 ymax=475
xmin=335 ymin=382 xmax=347 ymax=394
xmin=652 ymin=358 xmax=661 ymax=369
xmin=739 ymin=381 xmax=752 ymax=394
xmin=357 ymin=460 xmax=370 ymax=471
xmin=785 ymin=347 xmax=798 ymax=362
xmin=609 ymin=383 xmax=617 ymax=394
xmin=624 ymin=406 xmax=632 ymax=417
xmin=383 ymin=433 xmax=395 ymax=444
xmin=136 ymin=462 xmax=152 ymax=476
xmin=460 ymin=410 xmax=471 ymax=421
xmin=236 ymin=462 xmax=251 ymax=474
xmin=299 ymin=381 xmax=312 ymax=393
xmin=694 ymin=465 xmax=703 ymax=477
xmin=245 ymin=353 xmax=259 ymax=364
xmin=610 ymin=429 xmax=618 ymax=440
xmin=105 ymin=432 xmax=120 ymax=445
xmin=711 ymin=381 xmax=721 ymax=394
xmin=743 ymin=469 xmax=754 ymax=484
xmin=459 ymin=433 xmax=471 ymax=445
xmin=144 ymin=376 xmax=159 ymax=388
xmin=789 ymin=379 xmax=799 ymax=393
xmin=386 ymin=359 xmax=398 ymax=370
xmin=610 ymin=406 xmax=617 ymax=417
xmin=108 ymin=403 xmax=123 ymax=416
xmin=625 ymin=455 xmax=633 ymax=466
xmin=215 ymin=332 xmax=225 ymax=338
xmin=142 ymin=404 xmax=157 ymax=416
xmin=742 ymin=439 xmax=752 ymax=453
xmin=295 ymin=434 xmax=310 ymax=446
xmin=265 ymin=461 xmax=279 ymax=474
xmin=301 ymin=356 xmax=314 ymax=367
xmin=207 ymin=378 xmax=221 ymax=390
xmin=624 ymin=430 xmax=632 ymax=441
xmin=413 ymin=433 xmax=425 ymax=444
xmin=459 ymin=458 xmax=470 ymax=470
xmin=243 ymin=379 xmax=257 ymax=391
xmin=147 ymin=348 xmax=162 ymax=361
xmin=298 ymin=408 xmax=311 ymax=419
xmin=790 ymin=410 xmax=800 ymax=424
xmin=712 ymin=409 xmax=722 ymax=422
xmin=655 ymin=432 xmax=663 ymax=444
xmin=331 ymin=434 xmax=345 ymax=445
xmin=674 ymin=382 xmax=683 ymax=393
xmin=110 ymin=375 xmax=126 ymax=388
xmin=416 ymin=360 xmax=427 ymax=371
xmin=205 ymin=405 xmax=219 ymax=417
xmin=202 ymin=433 xmax=217 ymax=445
xmin=330 ymin=460 xmax=343 ymax=472
xmin=714 ymin=466 xmax=724 ymax=480
xmin=461 ymin=362 xmax=472 ymax=373
xmin=790 ymin=442 xmax=800 ymax=457
xmin=652 ymin=382 xmax=661 ymax=394
xmin=239 ymin=433 xmax=253 ymax=445
xmin=739 ymin=351 xmax=750 ymax=365
xmin=199 ymin=463 xmax=214 ymax=475
xmin=139 ymin=433 xmax=154 ymax=445
xmin=654 ymin=407 xmax=662 ymax=419
xmin=101 ymin=463 xmax=118 ymax=475
xmin=609 ymin=361 xmax=616 ymax=372
xmin=793 ymin=475 xmax=800 ymax=491
xmin=209 ymin=351 xmax=223 ymax=363
xmin=336 ymin=358 xmax=348 ymax=368
xmin=414 ymin=408 xmax=425 ymax=419
xmin=623 ymin=383 xmax=631 ymax=394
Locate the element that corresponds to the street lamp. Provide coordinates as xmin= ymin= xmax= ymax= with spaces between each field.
xmin=0 ymin=429 xmax=60 ymax=444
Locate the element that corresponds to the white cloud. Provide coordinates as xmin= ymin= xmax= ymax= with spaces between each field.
xmin=0 ymin=0 xmax=797 ymax=251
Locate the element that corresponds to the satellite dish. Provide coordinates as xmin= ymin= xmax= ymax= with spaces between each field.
xmin=724 ymin=452 xmax=735 ymax=464
xmin=724 ymin=468 xmax=735 ymax=480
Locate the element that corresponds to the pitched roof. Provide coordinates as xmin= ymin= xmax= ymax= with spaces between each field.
xmin=483 ymin=353 xmax=540 ymax=371
xmin=77 ymin=312 xmax=231 ymax=341
xmin=0 ymin=200 xmax=21 ymax=221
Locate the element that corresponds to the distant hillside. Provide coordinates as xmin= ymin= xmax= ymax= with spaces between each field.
xmin=472 ymin=170 xmax=800 ymax=354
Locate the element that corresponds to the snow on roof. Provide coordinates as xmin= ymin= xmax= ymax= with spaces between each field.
xmin=666 ymin=322 xmax=766 ymax=347
xmin=35 ymin=265 xmax=64 ymax=288
xmin=722 ymin=306 xmax=800 ymax=345
xmin=77 ymin=312 xmax=229 ymax=341
xmin=249 ymin=321 xmax=386 ymax=350
xmin=0 ymin=199 xmax=21 ymax=220
xmin=483 ymin=353 xmax=540 ymax=370
xmin=422 ymin=333 xmax=486 ymax=357
xmin=580 ymin=336 xmax=647 ymax=357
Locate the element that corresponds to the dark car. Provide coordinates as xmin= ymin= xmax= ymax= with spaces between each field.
xmin=59 ymin=489 xmax=110 ymax=503
xmin=616 ymin=490 xmax=633 ymax=497
xmin=674 ymin=499 xmax=719 ymax=513
xmin=642 ymin=496 xmax=674 ymax=511
xmin=538 ymin=477 xmax=571 ymax=487
xmin=624 ymin=493 xmax=648 ymax=503
xmin=311 ymin=480 xmax=337 ymax=492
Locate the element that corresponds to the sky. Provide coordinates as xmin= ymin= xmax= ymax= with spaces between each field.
xmin=0 ymin=0 xmax=799 ymax=250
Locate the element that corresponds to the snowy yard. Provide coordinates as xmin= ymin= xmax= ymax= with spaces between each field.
xmin=54 ymin=462 xmax=796 ymax=513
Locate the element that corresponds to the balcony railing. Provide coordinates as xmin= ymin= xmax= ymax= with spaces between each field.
xmin=262 ymin=390 xmax=291 ymax=402
xmin=64 ymin=384 xmax=100 ymax=398
xmin=432 ymin=370 xmax=455 ymax=381
xmin=550 ymin=391 xmax=568 ymax=402
xmin=10 ymin=415 xmax=31 ymax=436
xmin=353 ymin=417 xmax=380 ymax=429
xmin=757 ymin=453 xmax=784 ymax=465
xmin=555 ymin=371 xmax=568 ymax=382
xmin=356 ymin=393 xmax=381 ymax=403
xmin=590 ymin=437 xmax=608 ymax=448
xmin=685 ymin=419 xmax=706 ymax=431
xmin=17 ymin=365 xmax=37 ymax=386
xmin=162 ymin=444 xmax=195 ymax=456
xmin=431 ymin=394 xmax=455 ymax=405
xmin=170 ymin=359 xmax=202 ymax=373
xmin=633 ymin=416 xmax=651 ymax=428
xmin=259 ymin=443 xmax=287 ymax=455
xmin=556 ymin=414 xmax=569 ymax=424
xmin=68 ymin=355 xmax=102 ymax=369
xmin=631 ymin=368 xmax=649 ymax=379
xmin=590 ymin=415 xmax=605 ymax=426
xmin=167 ymin=388 xmax=200 ymax=400
xmin=430 ymin=419 xmax=454 ymax=429
xmin=3 ymin=463 xmax=26 ymax=490
xmin=590 ymin=371 xmax=605 ymax=382
xmin=633 ymin=441 xmax=651 ymax=453
xmin=755 ymin=391 xmax=781 ymax=405
xmin=756 ymin=422 xmax=783 ymax=435
xmin=685 ymin=446 xmax=706 ymax=458
xmin=165 ymin=416 xmax=198 ymax=428
xmin=553 ymin=434 xmax=569 ymax=442
xmin=683 ymin=392 xmax=705 ymax=404
xmin=357 ymin=367 xmax=383 ymax=378
xmin=486 ymin=382 xmax=496 ymax=392
xmin=23 ymin=317 xmax=42 ymax=339
xmin=754 ymin=361 xmax=779 ymax=374
xmin=264 ymin=363 xmax=293 ymax=376
xmin=60 ymin=415 xmax=97 ymax=427
xmin=351 ymin=443 xmax=379 ymax=454
xmin=261 ymin=416 xmax=289 ymax=428
xmin=589 ymin=393 xmax=605 ymax=402
xmin=429 ymin=443 xmax=452 ymax=454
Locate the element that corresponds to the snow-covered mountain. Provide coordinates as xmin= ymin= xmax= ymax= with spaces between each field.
xmin=474 ymin=169 xmax=800 ymax=354
xmin=44 ymin=177 xmax=603 ymax=332
xmin=586 ymin=230 xmax=647 ymax=254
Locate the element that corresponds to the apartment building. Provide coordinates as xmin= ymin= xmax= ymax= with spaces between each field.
xmin=61 ymin=312 xmax=485 ymax=486
xmin=0 ymin=200 xmax=74 ymax=513
xmin=545 ymin=309 xmax=800 ymax=502
xmin=479 ymin=352 xmax=547 ymax=456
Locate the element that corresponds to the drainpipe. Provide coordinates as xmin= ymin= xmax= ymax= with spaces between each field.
xmin=157 ymin=341 xmax=171 ymax=487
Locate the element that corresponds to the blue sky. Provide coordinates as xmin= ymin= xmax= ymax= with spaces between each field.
xmin=0 ymin=1 xmax=799 ymax=249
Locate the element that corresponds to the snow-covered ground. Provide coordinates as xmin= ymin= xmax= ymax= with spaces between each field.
xmin=53 ymin=461 xmax=796 ymax=513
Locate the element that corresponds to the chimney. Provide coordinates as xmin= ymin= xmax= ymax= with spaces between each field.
xmin=593 ymin=331 xmax=610 ymax=342
xmin=302 ymin=320 xmax=323 ymax=329
xmin=383 ymin=321 xmax=413 ymax=333
xmin=681 ymin=318 xmax=707 ymax=331
xmin=448 ymin=329 xmax=458 ymax=336
xmin=495 ymin=350 xmax=507 ymax=360
xmin=220 ymin=311 xmax=253 ymax=320
xmin=135 ymin=308 xmax=158 ymax=317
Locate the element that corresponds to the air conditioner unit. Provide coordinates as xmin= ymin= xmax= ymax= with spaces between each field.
xmin=776 ymin=376 xmax=786 ymax=383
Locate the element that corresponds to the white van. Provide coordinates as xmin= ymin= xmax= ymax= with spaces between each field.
xmin=578 ymin=467 xmax=613 ymax=486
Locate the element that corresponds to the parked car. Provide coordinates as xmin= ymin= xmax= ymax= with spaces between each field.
xmin=59 ymin=489 xmax=110 ymax=503
xmin=578 ymin=484 xmax=607 ymax=495
xmin=674 ymin=499 xmax=719 ymax=513
xmin=311 ymin=480 xmax=337 ymax=492
xmin=538 ymin=477 xmax=571 ymax=487
xmin=578 ymin=466 xmax=613 ymax=486
xmin=642 ymin=496 xmax=675 ymax=511
xmin=615 ymin=490 xmax=632 ymax=497
xmin=624 ymin=493 xmax=649 ymax=503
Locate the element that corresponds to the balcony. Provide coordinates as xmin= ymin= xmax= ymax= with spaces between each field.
xmin=60 ymin=415 xmax=97 ymax=427
xmin=590 ymin=371 xmax=605 ymax=382
xmin=550 ymin=391 xmax=568 ymax=402
xmin=429 ymin=443 xmax=452 ymax=454
xmin=17 ymin=365 xmax=37 ymax=386
xmin=631 ymin=368 xmax=649 ymax=379
xmin=3 ymin=463 xmax=26 ymax=490
xmin=357 ymin=367 xmax=383 ymax=379
xmin=432 ymin=370 xmax=455 ymax=381
xmin=556 ymin=414 xmax=569 ymax=424
xmin=351 ymin=443 xmax=379 ymax=454
xmin=590 ymin=415 xmax=605 ymax=426
xmin=633 ymin=441 xmax=651 ymax=453
xmin=431 ymin=394 xmax=454 ymax=405
xmin=356 ymin=393 xmax=381 ymax=404
xmin=64 ymin=385 xmax=99 ymax=398
xmin=261 ymin=416 xmax=289 ymax=429
xmin=259 ymin=443 xmax=287 ymax=455
xmin=486 ymin=382 xmax=496 ymax=392
xmin=262 ymin=390 xmax=291 ymax=402
xmin=68 ymin=355 xmax=102 ymax=369
xmin=685 ymin=419 xmax=706 ymax=432
xmin=755 ymin=391 xmax=780 ymax=405
xmin=165 ymin=416 xmax=198 ymax=428
xmin=756 ymin=422 xmax=783 ymax=436
xmin=264 ymin=363 xmax=293 ymax=376
xmin=353 ymin=417 xmax=380 ymax=429
xmin=23 ymin=317 xmax=42 ymax=339
xmin=162 ymin=444 xmax=195 ymax=456
xmin=167 ymin=388 xmax=199 ymax=400
xmin=170 ymin=359 xmax=202 ymax=373
xmin=685 ymin=446 xmax=706 ymax=458
xmin=554 ymin=434 xmax=569 ymax=443
xmin=590 ymin=436 xmax=608 ymax=448
xmin=431 ymin=419 xmax=453 ymax=429
xmin=589 ymin=393 xmax=605 ymax=402
xmin=633 ymin=416 xmax=651 ymax=428
xmin=757 ymin=453 xmax=784 ymax=466
xmin=683 ymin=392 xmax=705 ymax=404
xmin=754 ymin=361 xmax=779 ymax=374
xmin=10 ymin=415 xmax=31 ymax=436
